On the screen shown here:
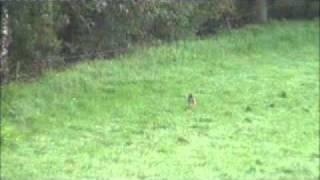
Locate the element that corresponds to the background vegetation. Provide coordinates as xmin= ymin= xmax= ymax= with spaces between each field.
xmin=0 ymin=0 xmax=319 ymax=81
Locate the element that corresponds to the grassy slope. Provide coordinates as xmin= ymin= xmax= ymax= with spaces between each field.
xmin=1 ymin=20 xmax=319 ymax=180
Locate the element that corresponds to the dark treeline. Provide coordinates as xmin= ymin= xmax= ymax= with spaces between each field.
xmin=0 ymin=0 xmax=319 ymax=82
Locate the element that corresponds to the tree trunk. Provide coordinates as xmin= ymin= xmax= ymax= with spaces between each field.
xmin=255 ymin=0 xmax=268 ymax=23
xmin=0 ymin=2 xmax=10 ymax=85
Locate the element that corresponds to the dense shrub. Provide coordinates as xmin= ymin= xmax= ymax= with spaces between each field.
xmin=2 ymin=0 xmax=319 ymax=81
xmin=7 ymin=2 xmax=63 ymax=78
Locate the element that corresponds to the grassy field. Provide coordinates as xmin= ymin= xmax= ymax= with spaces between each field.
xmin=1 ymin=20 xmax=319 ymax=180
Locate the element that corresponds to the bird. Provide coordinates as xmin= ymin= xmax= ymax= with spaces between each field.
xmin=187 ymin=93 xmax=197 ymax=109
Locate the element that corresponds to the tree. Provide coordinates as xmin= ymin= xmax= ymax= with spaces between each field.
xmin=0 ymin=1 xmax=10 ymax=84
xmin=255 ymin=0 xmax=268 ymax=23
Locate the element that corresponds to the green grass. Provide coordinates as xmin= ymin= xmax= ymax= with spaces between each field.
xmin=1 ymin=20 xmax=319 ymax=180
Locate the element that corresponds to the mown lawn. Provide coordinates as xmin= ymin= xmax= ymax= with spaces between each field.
xmin=1 ymin=20 xmax=319 ymax=180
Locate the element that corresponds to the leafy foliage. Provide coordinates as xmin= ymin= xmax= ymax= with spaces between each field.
xmin=3 ymin=0 xmax=319 ymax=79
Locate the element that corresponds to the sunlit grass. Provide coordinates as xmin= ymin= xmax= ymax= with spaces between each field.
xmin=1 ymin=20 xmax=319 ymax=179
